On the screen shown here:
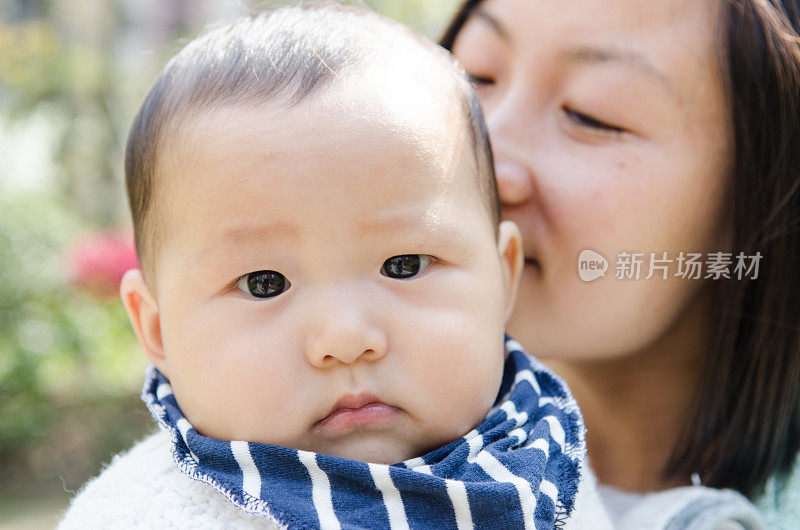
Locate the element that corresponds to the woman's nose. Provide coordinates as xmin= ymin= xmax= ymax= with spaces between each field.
xmin=305 ymin=301 xmax=388 ymax=368
xmin=495 ymin=159 xmax=535 ymax=206
xmin=484 ymin=86 xmax=537 ymax=207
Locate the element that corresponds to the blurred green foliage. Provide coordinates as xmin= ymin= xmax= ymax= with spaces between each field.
xmin=0 ymin=19 xmax=60 ymax=107
xmin=0 ymin=189 xmax=146 ymax=482
xmin=0 ymin=10 xmax=146 ymax=485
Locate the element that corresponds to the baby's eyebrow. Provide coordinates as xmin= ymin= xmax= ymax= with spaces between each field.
xmin=194 ymin=221 xmax=298 ymax=263
xmin=356 ymin=214 xmax=469 ymax=245
xmin=358 ymin=209 xmax=438 ymax=232
xmin=220 ymin=221 xmax=298 ymax=242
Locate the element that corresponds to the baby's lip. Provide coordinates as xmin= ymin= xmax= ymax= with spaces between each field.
xmin=320 ymin=392 xmax=387 ymax=420
xmin=314 ymin=392 xmax=400 ymax=434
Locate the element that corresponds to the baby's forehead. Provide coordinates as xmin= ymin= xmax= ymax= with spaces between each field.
xmin=174 ymin=97 xmax=470 ymax=195
xmin=166 ymin=65 xmax=476 ymax=185
xmin=323 ymin=69 xmax=470 ymax=153
xmin=152 ymin=96 xmax=493 ymax=274
xmin=154 ymin=73 xmax=492 ymax=261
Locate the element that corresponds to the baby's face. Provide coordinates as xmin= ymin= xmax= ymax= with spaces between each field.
xmin=130 ymin=79 xmax=521 ymax=463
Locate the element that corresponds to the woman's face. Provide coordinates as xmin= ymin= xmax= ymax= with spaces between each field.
xmin=453 ymin=0 xmax=733 ymax=359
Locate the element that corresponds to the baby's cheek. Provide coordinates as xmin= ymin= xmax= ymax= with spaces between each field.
xmin=414 ymin=349 xmax=502 ymax=433
xmin=170 ymin=346 xmax=305 ymax=443
xmin=430 ymin=379 xmax=498 ymax=442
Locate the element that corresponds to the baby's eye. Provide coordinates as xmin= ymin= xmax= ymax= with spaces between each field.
xmin=236 ymin=270 xmax=290 ymax=298
xmin=381 ymin=255 xmax=433 ymax=279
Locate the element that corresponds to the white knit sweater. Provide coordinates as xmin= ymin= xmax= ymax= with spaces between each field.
xmin=58 ymin=430 xmax=280 ymax=529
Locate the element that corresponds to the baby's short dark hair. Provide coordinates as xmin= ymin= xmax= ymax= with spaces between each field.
xmin=125 ymin=1 xmax=499 ymax=277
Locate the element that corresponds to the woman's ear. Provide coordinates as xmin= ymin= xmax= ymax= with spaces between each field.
xmin=120 ymin=269 xmax=168 ymax=376
xmin=497 ymin=220 xmax=524 ymax=323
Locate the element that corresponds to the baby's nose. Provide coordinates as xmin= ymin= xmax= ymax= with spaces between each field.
xmin=305 ymin=308 xmax=387 ymax=368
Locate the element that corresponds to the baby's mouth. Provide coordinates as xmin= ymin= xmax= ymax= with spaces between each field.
xmin=314 ymin=392 xmax=401 ymax=435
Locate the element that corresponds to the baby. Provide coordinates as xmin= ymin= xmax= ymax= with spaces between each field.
xmin=59 ymin=3 xmax=585 ymax=528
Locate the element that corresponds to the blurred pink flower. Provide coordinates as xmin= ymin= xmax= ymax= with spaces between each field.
xmin=67 ymin=231 xmax=140 ymax=297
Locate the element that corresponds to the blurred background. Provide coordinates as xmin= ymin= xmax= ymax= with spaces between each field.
xmin=0 ymin=0 xmax=459 ymax=526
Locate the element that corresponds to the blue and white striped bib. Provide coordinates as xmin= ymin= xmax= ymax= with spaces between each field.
xmin=142 ymin=337 xmax=585 ymax=529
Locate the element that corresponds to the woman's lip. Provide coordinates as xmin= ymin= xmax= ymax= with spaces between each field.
xmin=315 ymin=403 xmax=401 ymax=434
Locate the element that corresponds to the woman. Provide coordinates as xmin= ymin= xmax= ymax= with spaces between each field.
xmin=442 ymin=0 xmax=800 ymax=526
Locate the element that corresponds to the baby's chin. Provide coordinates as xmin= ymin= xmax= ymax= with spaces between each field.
xmin=191 ymin=423 xmax=414 ymax=462
xmin=300 ymin=435 xmax=432 ymax=464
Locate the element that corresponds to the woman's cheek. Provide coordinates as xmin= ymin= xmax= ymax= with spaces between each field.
xmin=524 ymin=166 xmax=701 ymax=357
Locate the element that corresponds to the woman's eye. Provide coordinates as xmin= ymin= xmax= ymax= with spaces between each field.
xmin=467 ymin=73 xmax=495 ymax=87
xmin=381 ymin=255 xmax=433 ymax=279
xmin=236 ymin=270 xmax=290 ymax=298
xmin=563 ymin=107 xmax=626 ymax=134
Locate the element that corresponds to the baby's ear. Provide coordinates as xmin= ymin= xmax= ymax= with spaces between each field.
xmin=120 ymin=269 xmax=168 ymax=376
xmin=497 ymin=220 xmax=524 ymax=323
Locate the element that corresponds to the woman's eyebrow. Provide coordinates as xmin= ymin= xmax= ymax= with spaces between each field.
xmin=561 ymin=46 xmax=677 ymax=98
xmin=471 ymin=8 xmax=510 ymax=42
